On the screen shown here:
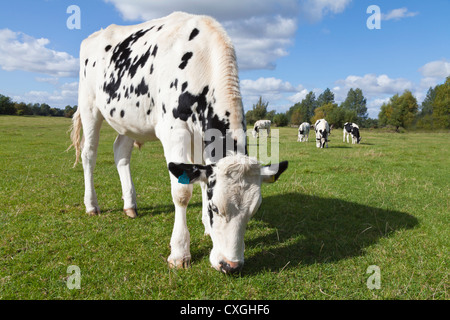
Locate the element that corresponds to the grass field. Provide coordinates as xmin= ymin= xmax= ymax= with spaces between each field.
xmin=0 ymin=115 xmax=448 ymax=300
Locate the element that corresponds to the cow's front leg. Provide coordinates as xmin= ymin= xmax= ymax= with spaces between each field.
xmin=114 ymin=134 xmax=137 ymax=218
xmin=168 ymin=182 xmax=193 ymax=268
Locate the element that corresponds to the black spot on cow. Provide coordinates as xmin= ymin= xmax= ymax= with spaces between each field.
xmin=147 ymin=109 xmax=151 ymax=115
xmin=110 ymin=108 xmax=116 ymax=117
xmin=162 ymin=103 xmax=166 ymax=114
xmin=93 ymin=61 xmax=96 ymax=68
xmin=174 ymin=79 xmax=178 ymax=90
xmin=225 ymin=111 xmax=230 ymax=117
xmin=181 ymin=82 xmax=188 ymax=92
xmin=157 ymin=25 xmax=164 ymax=31
xmin=129 ymin=46 xmax=152 ymax=79
xmin=179 ymin=52 xmax=193 ymax=70
xmin=189 ymin=28 xmax=199 ymax=41
xmin=85 ymin=59 xmax=89 ymax=66
xmin=120 ymin=110 xmax=125 ymax=118
xmin=103 ymin=28 xmax=152 ymax=103
xmin=136 ymin=101 xmax=140 ymax=107
xmin=173 ymin=86 xmax=208 ymax=121
xmin=135 ymin=77 xmax=149 ymax=97
xmin=105 ymin=45 xmax=112 ymax=52
xmin=150 ymin=64 xmax=154 ymax=74
xmin=151 ymin=45 xmax=158 ymax=57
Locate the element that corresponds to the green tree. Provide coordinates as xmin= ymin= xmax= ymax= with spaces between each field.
xmin=14 ymin=102 xmax=32 ymax=116
xmin=0 ymin=94 xmax=16 ymax=115
xmin=245 ymin=96 xmax=269 ymax=125
xmin=420 ymin=86 xmax=437 ymax=116
xmin=317 ymin=88 xmax=334 ymax=107
xmin=378 ymin=90 xmax=418 ymax=131
xmin=341 ymin=88 xmax=368 ymax=122
xmin=287 ymin=91 xmax=317 ymax=125
xmin=273 ymin=113 xmax=288 ymax=127
xmin=433 ymin=76 xmax=450 ymax=129
xmin=39 ymin=103 xmax=51 ymax=116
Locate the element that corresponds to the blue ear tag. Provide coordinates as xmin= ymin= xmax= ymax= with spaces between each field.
xmin=178 ymin=171 xmax=190 ymax=184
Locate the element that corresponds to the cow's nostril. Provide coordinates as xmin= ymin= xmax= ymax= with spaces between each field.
xmin=219 ymin=260 xmax=242 ymax=274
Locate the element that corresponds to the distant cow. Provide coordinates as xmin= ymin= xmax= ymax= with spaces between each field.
xmin=314 ymin=119 xmax=330 ymax=148
xmin=343 ymin=122 xmax=361 ymax=144
xmin=252 ymin=120 xmax=271 ymax=138
xmin=297 ymin=122 xmax=310 ymax=142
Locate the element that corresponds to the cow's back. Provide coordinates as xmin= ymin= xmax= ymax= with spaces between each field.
xmin=79 ymin=12 xmax=244 ymax=144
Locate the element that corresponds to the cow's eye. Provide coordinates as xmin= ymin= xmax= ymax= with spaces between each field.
xmin=211 ymin=203 xmax=219 ymax=214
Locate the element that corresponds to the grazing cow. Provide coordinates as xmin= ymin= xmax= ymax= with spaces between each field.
xmin=252 ymin=120 xmax=271 ymax=138
xmin=314 ymin=119 xmax=330 ymax=148
xmin=68 ymin=12 xmax=288 ymax=274
xmin=297 ymin=122 xmax=310 ymax=142
xmin=343 ymin=122 xmax=362 ymax=144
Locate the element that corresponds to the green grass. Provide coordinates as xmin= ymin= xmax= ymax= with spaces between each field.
xmin=0 ymin=115 xmax=448 ymax=299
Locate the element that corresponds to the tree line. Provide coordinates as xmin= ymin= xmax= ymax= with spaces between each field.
xmin=246 ymin=76 xmax=450 ymax=130
xmin=0 ymin=94 xmax=77 ymax=118
xmin=2 ymin=76 xmax=449 ymax=130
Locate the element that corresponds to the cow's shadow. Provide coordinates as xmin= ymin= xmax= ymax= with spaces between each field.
xmin=241 ymin=192 xmax=418 ymax=275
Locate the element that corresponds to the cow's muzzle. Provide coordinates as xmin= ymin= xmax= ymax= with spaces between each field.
xmin=219 ymin=260 xmax=243 ymax=275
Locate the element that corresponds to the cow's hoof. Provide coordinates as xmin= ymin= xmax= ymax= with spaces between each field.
xmin=168 ymin=256 xmax=191 ymax=269
xmin=124 ymin=208 xmax=137 ymax=219
xmin=87 ymin=207 xmax=100 ymax=216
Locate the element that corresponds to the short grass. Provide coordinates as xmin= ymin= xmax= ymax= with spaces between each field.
xmin=0 ymin=115 xmax=448 ymax=299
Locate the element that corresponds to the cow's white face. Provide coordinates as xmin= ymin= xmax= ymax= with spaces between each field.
xmin=169 ymin=154 xmax=288 ymax=274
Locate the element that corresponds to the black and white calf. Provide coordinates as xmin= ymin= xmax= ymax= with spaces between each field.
xmin=297 ymin=122 xmax=310 ymax=142
xmin=314 ymin=119 xmax=330 ymax=148
xmin=252 ymin=120 xmax=271 ymax=138
xmin=343 ymin=122 xmax=362 ymax=144
xmin=68 ymin=12 xmax=287 ymax=274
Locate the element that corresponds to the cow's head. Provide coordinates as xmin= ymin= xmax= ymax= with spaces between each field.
xmin=168 ymin=154 xmax=288 ymax=274
xmin=316 ymin=129 xmax=328 ymax=148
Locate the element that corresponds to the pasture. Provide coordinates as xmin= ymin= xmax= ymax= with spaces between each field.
xmin=0 ymin=115 xmax=448 ymax=299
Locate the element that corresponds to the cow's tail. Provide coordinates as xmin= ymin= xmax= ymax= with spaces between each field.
xmin=67 ymin=109 xmax=82 ymax=167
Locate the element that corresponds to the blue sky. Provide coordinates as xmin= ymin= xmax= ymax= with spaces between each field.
xmin=1 ymin=0 xmax=449 ymax=118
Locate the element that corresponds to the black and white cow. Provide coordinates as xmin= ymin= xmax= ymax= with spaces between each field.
xmin=297 ymin=122 xmax=310 ymax=142
xmin=314 ymin=119 xmax=330 ymax=148
xmin=343 ymin=122 xmax=361 ymax=144
xmin=68 ymin=12 xmax=288 ymax=274
xmin=252 ymin=120 xmax=271 ymax=138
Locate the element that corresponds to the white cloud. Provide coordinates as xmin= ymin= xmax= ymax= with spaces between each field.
xmin=223 ymin=15 xmax=297 ymax=70
xmin=12 ymin=81 xmax=78 ymax=107
xmin=418 ymin=59 xmax=450 ymax=79
xmin=103 ymin=0 xmax=352 ymax=70
xmin=299 ymin=0 xmax=352 ymax=22
xmin=381 ymin=7 xmax=419 ymax=21
xmin=334 ymin=73 xmax=414 ymax=102
xmin=240 ymin=77 xmax=306 ymax=112
xmin=287 ymin=89 xmax=309 ymax=103
xmin=104 ymin=0 xmax=299 ymax=22
xmin=0 ymin=29 xmax=78 ymax=78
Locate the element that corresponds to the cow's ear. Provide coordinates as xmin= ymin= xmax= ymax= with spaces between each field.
xmin=260 ymin=161 xmax=288 ymax=183
xmin=168 ymin=163 xmax=213 ymax=184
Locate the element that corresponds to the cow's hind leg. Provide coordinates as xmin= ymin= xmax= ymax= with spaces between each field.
xmin=80 ymin=108 xmax=103 ymax=215
xmin=114 ymin=134 xmax=137 ymax=218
